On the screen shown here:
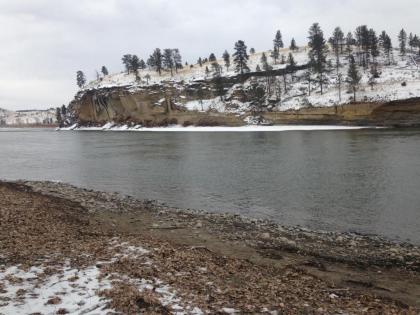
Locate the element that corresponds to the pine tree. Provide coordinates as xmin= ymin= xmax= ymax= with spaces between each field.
xmin=163 ymin=49 xmax=174 ymax=75
xmin=413 ymin=35 xmax=420 ymax=55
xmin=198 ymin=57 xmax=203 ymax=67
xmin=122 ymin=54 xmax=133 ymax=74
xmin=250 ymin=48 xmax=256 ymax=54
xmin=330 ymin=27 xmax=344 ymax=74
xmin=308 ymin=23 xmax=329 ymax=94
xmin=211 ymin=61 xmax=222 ymax=76
xmin=260 ymin=52 xmax=271 ymax=71
xmin=256 ymin=65 xmax=261 ymax=72
xmin=271 ymin=30 xmax=283 ymax=64
xmin=270 ymin=47 xmax=280 ymax=64
xmin=152 ymin=48 xmax=163 ymax=75
xmin=214 ymin=76 xmax=225 ymax=101
xmin=355 ymin=25 xmax=370 ymax=67
xmin=379 ymin=31 xmax=387 ymax=48
xmin=368 ymin=29 xmax=379 ymax=62
xmin=144 ymin=74 xmax=151 ymax=85
xmin=290 ymin=38 xmax=298 ymax=51
xmin=76 ymin=71 xmax=86 ymax=88
xmin=409 ymin=33 xmax=414 ymax=53
xmin=287 ymin=53 xmax=297 ymax=81
xmin=222 ymin=50 xmax=230 ymax=70
xmin=274 ymin=30 xmax=284 ymax=49
xmin=346 ymin=32 xmax=354 ymax=57
xmin=233 ymin=40 xmax=250 ymax=74
xmin=383 ymin=33 xmax=393 ymax=65
xmin=347 ymin=55 xmax=361 ymax=101
xmin=209 ymin=53 xmax=216 ymax=62
xmin=101 ymin=66 xmax=109 ymax=76
xmin=61 ymin=105 xmax=67 ymax=117
xmin=131 ymin=55 xmax=141 ymax=80
xmin=173 ymin=49 xmax=182 ymax=72
xmin=399 ymin=29 xmax=407 ymax=55
xmin=56 ymin=108 xmax=62 ymax=126
xmin=139 ymin=59 xmax=147 ymax=70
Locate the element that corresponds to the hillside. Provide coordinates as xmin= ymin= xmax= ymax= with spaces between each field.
xmin=67 ymin=45 xmax=420 ymax=127
xmin=0 ymin=108 xmax=57 ymax=126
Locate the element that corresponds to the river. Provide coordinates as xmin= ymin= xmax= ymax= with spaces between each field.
xmin=1 ymin=128 xmax=419 ymax=243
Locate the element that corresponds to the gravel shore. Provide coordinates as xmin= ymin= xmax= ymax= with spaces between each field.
xmin=1 ymin=180 xmax=419 ymax=314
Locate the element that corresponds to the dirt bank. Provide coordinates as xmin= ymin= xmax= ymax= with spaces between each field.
xmin=1 ymin=181 xmax=419 ymax=314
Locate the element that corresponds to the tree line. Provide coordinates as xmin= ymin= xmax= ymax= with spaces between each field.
xmin=75 ymin=24 xmax=419 ymax=103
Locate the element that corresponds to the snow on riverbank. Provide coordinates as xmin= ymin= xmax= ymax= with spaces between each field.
xmin=58 ymin=123 xmax=376 ymax=133
xmin=0 ymin=239 xmax=203 ymax=315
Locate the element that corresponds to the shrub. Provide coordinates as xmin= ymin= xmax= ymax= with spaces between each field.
xmin=195 ymin=117 xmax=222 ymax=126
xmin=182 ymin=120 xmax=193 ymax=127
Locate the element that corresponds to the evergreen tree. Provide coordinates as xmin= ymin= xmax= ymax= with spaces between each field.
xmin=61 ymin=105 xmax=67 ymax=117
xmin=368 ymin=29 xmax=379 ymax=62
xmin=122 ymin=54 xmax=133 ymax=74
xmin=409 ymin=32 xmax=414 ymax=53
xmin=399 ymin=29 xmax=407 ymax=55
xmin=330 ymin=27 xmax=344 ymax=74
xmin=131 ymin=55 xmax=141 ymax=80
xmin=233 ymin=40 xmax=250 ymax=74
xmin=347 ymin=55 xmax=361 ymax=101
xmin=346 ymin=32 xmax=354 ymax=56
xmin=250 ymin=47 xmax=256 ymax=54
xmin=287 ymin=53 xmax=297 ymax=81
xmin=144 ymin=74 xmax=151 ymax=85
xmin=260 ymin=52 xmax=271 ymax=71
xmin=413 ymin=35 xmax=420 ymax=55
xmin=308 ymin=23 xmax=329 ymax=94
xmin=56 ymin=107 xmax=62 ymax=126
xmin=211 ymin=61 xmax=222 ymax=76
xmin=163 ymin=48 xmax=174 ymax=75
xmin=379 ymin=31 xmax=387 ymax=48
xmin=198 ymin=57 xmax=203 ymax=67
xmin=209 ymin=53 xmax=217 ymax=62
xmin=222 ymin=50 xmax=231 ymax=70
xmin=101 ymin=66 xmax=109 ymax=76
xmin=173 ymin=49 xmax=182 ymax=72
xmin=152 ymin=48 xmax=163 ymax=75
xmin=256 ymin=65 xmax=261 ymax=72
xmin=270 ymin=47 xmax=280 ymax=64
xmin=76 ymin=70 xmax=86 ymax=88
xmin=139 ymin=59 xmax=147 ymax=70
xmin=355 ymin=25 xmax=370 ymax=67
xmin=274 ymin=30 xmax=284 ymax=49
xmin=383 ymin=33 xmax=393 ymax=65
xmin=214 ymin=76 xmax=225 ymax=101
xmin=290 ymin=38 xmax=298 ymax=51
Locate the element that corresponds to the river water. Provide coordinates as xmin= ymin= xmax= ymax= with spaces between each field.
xmin=1 ymin=128 xmax=419 ymax=243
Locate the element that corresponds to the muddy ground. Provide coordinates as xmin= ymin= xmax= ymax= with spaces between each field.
xmin=0 ymin=180 xmax=419 ymax=314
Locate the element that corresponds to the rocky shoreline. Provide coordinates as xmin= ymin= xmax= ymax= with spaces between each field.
xmin=1 ymin=180 xmax=420 ymax=314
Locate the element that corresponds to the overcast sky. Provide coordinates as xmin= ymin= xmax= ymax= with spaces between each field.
xmin=0 ymin=0 xmax=418 ymax=110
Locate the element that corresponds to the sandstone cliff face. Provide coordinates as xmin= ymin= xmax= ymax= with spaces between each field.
xmin=68 ymin=78 xmax=420 ymax=127
xmin=263 ymin=98 xmax=420 ymax=127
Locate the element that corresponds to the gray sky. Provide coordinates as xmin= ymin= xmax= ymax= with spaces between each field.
xmin=0 ymin=0 xmax=418 ymax=110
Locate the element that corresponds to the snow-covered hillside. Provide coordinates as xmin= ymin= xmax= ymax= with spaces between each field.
xmin=0 ymin=108 xmax=57 ymax=126
xmin=83 ymin=46 xmax=420 ymax=112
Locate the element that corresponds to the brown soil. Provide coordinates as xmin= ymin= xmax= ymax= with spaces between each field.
xmin=0 ymin=181 xmax=419 ymax=314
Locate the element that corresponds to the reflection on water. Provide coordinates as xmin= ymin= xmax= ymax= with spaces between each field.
xmin=1 ymin=128 xmax=420 ymax=243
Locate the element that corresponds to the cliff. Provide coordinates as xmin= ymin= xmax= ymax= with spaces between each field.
xmin=67 ymin=47 xmax=420 ymax=128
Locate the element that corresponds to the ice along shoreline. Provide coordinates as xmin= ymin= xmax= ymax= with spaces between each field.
xmin=58 ymin=122 xmax=380 ymax=132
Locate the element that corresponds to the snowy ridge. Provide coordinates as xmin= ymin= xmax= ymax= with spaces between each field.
xmin=0 ymin=108 xmax=56 ymax=126
xmin=82 ymin=47 xmax=420 ymax=113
